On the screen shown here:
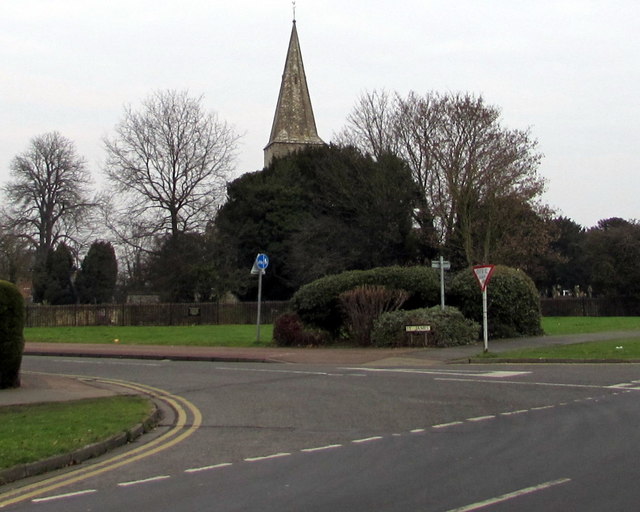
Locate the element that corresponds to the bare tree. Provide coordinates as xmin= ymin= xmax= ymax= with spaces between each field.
xmin=337 ymin=90 xmax=545 ymax=265
xmin=1 ymin=132 xmax=95 ymax=260
xmin=104 ymin=90 xmax=240 ymax=248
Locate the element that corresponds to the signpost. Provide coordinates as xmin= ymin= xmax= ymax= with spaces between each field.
xmin=431 ymin=256 xmax=451 ymax=311
xmin=472 ymin=265 xmax=496 ymax=353
xmin=251 ymin=253 xmax=269 ymax=343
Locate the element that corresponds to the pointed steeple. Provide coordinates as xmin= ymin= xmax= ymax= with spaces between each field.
xmin=264 ymin=20 xmax=324 ymax=167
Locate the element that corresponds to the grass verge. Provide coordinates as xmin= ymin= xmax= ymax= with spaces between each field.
xmin=0 ymin=396 xmax=153 ymax=470
xmin=24 ymin=324 xmax=273 ymax=347
xmin=484 ymin=338 xmax=640 ymax=360
xmin=541 ymin=316 xmax=640 ymax=335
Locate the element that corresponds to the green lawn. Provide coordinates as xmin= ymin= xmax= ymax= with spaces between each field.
xmin=0 ymin=396 xmax=153 ymax=470
xmin=541 ymin=316 xmax=640 ymax=335
xmin=490 ymin=338 xmax=640 ymax=360
xmin=24 ymin=324 xmax=274 ymax=347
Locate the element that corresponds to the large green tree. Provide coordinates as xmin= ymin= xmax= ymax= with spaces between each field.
xmin=582 ymin=218 xmax=640 ymax=299
xmin=213 ymin=145 xmax=427 ymax=299
xmin=33 ymin=243 xmax=75 ymax=305
xmin=75 ymin=241 xmax=118 ymax=304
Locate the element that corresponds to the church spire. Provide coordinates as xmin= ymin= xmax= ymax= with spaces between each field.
xmin=264 ymin=19 xmax=324 ymax=167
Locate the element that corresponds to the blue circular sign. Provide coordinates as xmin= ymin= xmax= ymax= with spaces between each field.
xmin=256 ymin=253 xmax=269 ymax=270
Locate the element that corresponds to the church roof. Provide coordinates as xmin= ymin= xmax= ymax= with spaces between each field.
xmin=264 ymin=21 xmax=324 ymax=167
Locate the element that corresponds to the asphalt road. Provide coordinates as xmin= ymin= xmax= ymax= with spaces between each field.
xmin=3 ymin=356 xmax=640 ymax=511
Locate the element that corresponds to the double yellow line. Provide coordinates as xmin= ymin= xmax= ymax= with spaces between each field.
xmin=0 ymin=376 xmax=202 ymax=508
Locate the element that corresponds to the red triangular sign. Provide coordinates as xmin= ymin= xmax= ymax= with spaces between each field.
xmin=473 ymin=265 xmax=496 ymax=292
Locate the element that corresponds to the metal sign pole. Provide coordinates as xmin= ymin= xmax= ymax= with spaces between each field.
xmin=440 ymin=256 xmax=445 ymax=311
xmin=482 ymin=288 xmax=489 ymax=352
xmin=256 ymin=269 xmax=263 ymax=343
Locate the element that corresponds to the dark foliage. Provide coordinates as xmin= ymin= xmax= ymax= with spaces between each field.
xmin=213 ymin=145 xmax=429 ymax=299
xmin=371 ymin=306 xmax=479 ymax=347
xmin=273 ymin=312 xmax=330 ymax=347
xmin=292 ymin=266 xmax=440 ymax=335
xmin=32 ymin=243 xmax=76 ymax=305
xmin=75 ymin=241 xmax=118 ymax=304
xmin=0 ymin=280 xmax=25 ymax=388
xmin=450 ymin=265 xmax=543 ymax=338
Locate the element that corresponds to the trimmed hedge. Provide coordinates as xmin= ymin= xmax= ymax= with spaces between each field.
xmin=449 ymin=265 xmax=543 ymax=339
xmin=0 ymin=280 xmax=25 ymax=388
xmin=371 ymin=306 xmax=480 ymax=347
xmin=291 ymin=266 xmax=440 ymax=335
xmin=273 ymin=312 xmax=331 ymax=347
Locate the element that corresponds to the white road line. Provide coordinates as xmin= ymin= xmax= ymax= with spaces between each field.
xmin=500 ymin=410 xmax=528 ymax=416
xmin=185 ymin=463 xmax=233 ymax=473
xmin=433 ymin=421 xmax=464 ymax=429
xmin=118 ymin=475 xmax=171 ymax=487
xmin=214 ymin=367 xmax=364 ymax=377
xmin=410 ymin=428 xmax=426 ymax=433
xmin=435 ymin=377 xmax=609 ymax=389
xmin=32 ymin=490 xmax=97 ymax=503
xmin=301 ymin=444 xmax=342 ymax=453
xmin=344 ymin=368 xmax=531 ymax=379
xmin=445 ymin=478 xmax=571 ymax=512
xmin=531 ymin=405 xmax=555 ymax=411
xmin=244 ymin=453 xmax=291 ymax=462
xmin=352 ymin=436 xmax=383 ymax=444
xmin=467 ymin=415 xmax=495 ymax=422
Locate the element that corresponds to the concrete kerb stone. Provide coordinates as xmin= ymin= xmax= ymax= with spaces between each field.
xmin=0 ymin=400 xmax=163 ymax=486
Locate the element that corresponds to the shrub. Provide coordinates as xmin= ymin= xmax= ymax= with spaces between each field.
xmin=339 ymin=285 xmax=409 ymax=346
xmin=272 ymin=312 xmax=330 ymax=347
xmin=292 ymin=266 xmax=440 ymax=335
xmin=449 ymin=265 xmax=543 ymax=339
xmin=371 ymin=306 xmax=480 ymax=347
xmin=0 ymin=280 xmax=25 ymax=388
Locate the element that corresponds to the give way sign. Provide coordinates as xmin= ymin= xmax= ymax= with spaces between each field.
xmin=473 ymin=265 xmax=496 ymax=292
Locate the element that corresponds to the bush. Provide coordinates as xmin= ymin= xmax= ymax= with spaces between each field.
xmin=339 ymin=285 xmax=409 ymax=346
xmin=0 ymin=280 xmax=25 ymax=388
xmin=449 ymin=265 xmax=543 ymax=339
xmin=272 ymin=312 xmax=330 ymax=347
xmin=292 ymin=266 xmax=440 ymax=335
xmin=371 ymin=306 xmax=480 ymax=347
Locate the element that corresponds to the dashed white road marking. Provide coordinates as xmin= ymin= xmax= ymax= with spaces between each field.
xmin=118 ymin=475 xmax=171 ymax=487
xmin=185 ymin=463 xmax=233 ymax=473
xmin=500 ymin=410 xmax=528 ymax=416
xmin=445 ymin=478 xmax=571 ymax=512
xmin=410 ymin=428 xmax=426 ymax=433
xmin=344 ymin=368 xmax=531 ymax=379
xmin=531 ymin=405 xmax=555 ymax=411
xmin=467 ymin=415 xmax=495 ymax=422
xmin=433 ymin=421 xmax=464 ymax=429
xmin=32 ymin=490 xmax=97 ymax=503
xmin=352 ymin=436 xmax=384 ymax=444
xmin=244 ymin=453 xmax=291 ymax=462
xmin=301 ymin=444 xmax=342 ymax=453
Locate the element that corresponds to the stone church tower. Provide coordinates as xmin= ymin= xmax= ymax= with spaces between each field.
xmin=264 ymin=20 xmax=324 ymax=168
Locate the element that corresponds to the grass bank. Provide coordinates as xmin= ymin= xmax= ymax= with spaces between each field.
xmin=0 ymin=396 xmax=153 ymax=470
xmin=486 ymin=338 xmax=640 ymax=360
xmin=24 ymin=324 xmax=273 ymax=347
xmin=541 ymin=316 xmax=640 ymax=335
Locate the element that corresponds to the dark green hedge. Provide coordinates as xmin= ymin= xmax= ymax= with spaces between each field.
xmin=371 ymin=306 xmax=480 ymax=347
xmin=0 ymin=280 xmax=25 ymax=388
xmin=291 ymin=266 xmax=440 ymax=335
xmin=449 ymin=266 xmax=543 ymax=339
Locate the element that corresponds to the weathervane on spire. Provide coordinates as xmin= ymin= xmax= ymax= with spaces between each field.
xmin=292 ymin=1 xmax=296 ymax=22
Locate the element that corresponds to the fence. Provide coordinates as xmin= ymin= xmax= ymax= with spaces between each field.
xmin=25 ymin=301 xmax=291 ymax=328
xmin=540 ymin=297 xmax=640 ymax=317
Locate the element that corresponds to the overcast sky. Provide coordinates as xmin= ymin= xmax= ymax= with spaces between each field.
xmin=1 ymin=0 xmax=638 ymax=228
